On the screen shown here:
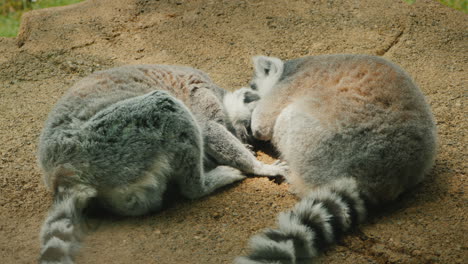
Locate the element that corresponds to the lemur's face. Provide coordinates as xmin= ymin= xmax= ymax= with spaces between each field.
xmin=223 ymin=87 xmax=260 ymax=143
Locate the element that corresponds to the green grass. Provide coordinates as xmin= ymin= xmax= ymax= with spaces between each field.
xmin=438 ymin=0 xmax=468 ymax=12
xmin=28 ymin=0 xmax=83 ymax=9
xmin=403 ymin=0 xmax=468 ymax=13
xmin=0 ymin=12 xmax=20 ymax=37
xmin=0 ymin=0 xmax=83 ymax=37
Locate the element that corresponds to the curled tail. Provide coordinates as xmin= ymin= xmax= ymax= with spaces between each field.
xmin=39 ymin=184 xmax=97 ymax=264
xmin=235 ymin=178 xmax=371 ymax=264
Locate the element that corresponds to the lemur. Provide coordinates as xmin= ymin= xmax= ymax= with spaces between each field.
xmin=226 ymin=55 xmax=437 ymax=264
xmin=37 ymin=65 xmax=287 ymax=264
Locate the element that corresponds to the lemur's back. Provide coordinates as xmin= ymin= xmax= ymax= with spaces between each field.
xmin=252 ymin=54 xmax=436 ymax=201
xmin=260 ymin=55 xmax=432 ymax=131
xmin=42 ymin=65 xmax=221 ymax=134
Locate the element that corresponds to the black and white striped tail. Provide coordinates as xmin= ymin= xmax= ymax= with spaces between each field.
xmin=39 ymin=184 xmax=96 ymax=264
xmin=235 ymin=178 xmax=368 ymax=264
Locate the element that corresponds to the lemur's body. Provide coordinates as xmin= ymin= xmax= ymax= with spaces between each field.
xmin=230 ymin=55 xmax=437 ymax=264
xmin=38 ymin=65 xmax=286 ymax=264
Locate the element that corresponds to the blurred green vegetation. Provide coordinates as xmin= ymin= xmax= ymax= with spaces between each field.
xmin=403 ymin=0 xmax=467 ymax=13
xmin=438 ymin=0 xmax=468 ymax=12
xmin=0 ymin=0 xmax=83 ymax=37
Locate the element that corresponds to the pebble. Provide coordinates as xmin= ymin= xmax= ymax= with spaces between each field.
xmin=212 ymin=212 xmax=221 ymax=219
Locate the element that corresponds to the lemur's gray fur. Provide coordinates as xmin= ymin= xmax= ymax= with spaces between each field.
xmin=228 ymin=54 xmax=437 ymax=264
xmin=37 ymin=65 xmax=287 ymax=264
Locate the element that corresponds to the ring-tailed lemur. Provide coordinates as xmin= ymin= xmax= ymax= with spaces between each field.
xmin=228 ymin=55 xmax=437 ymax=264
xmin=37 ymin=65 xmax=287 ymax=264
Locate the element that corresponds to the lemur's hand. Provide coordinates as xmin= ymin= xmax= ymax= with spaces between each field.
xmin=253 ymin=160 xmax=289 ymax=177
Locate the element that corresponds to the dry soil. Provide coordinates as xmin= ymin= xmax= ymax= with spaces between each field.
xmin=0 ymin=0 xmax=466 ymax=263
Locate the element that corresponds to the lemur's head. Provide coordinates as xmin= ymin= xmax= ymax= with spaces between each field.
xmin=249 ymin=56 xmax=284 ymax=97
xmin=223 ymin=87 xmax=260 ymax=143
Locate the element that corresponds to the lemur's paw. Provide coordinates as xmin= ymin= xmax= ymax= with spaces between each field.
xmin=254 ymin=160 xmax=289 ymax=177
xmin=270 ymin=160 xmax=289 ymax=177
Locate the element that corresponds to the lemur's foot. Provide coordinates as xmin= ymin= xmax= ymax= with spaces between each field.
xmin=204 ymin=166 xmax=246 ymax=192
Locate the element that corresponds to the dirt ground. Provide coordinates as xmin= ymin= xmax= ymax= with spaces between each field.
xmin=0 ymin=0 xmax=466 ymax=263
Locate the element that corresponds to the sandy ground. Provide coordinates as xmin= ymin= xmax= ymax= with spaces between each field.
xmin=0 ymin=0 xmax=466 ymax=263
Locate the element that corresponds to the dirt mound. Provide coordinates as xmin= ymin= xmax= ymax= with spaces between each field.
xmin=0 ymin=0 xmax=466 ymax=263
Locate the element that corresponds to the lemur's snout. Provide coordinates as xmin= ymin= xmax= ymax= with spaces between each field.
xmin=254 ymin=130 xmax=263 ymax=140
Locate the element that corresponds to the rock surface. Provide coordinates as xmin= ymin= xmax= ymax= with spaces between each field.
xmin=0 ymin=0 xmax=466 ymax=263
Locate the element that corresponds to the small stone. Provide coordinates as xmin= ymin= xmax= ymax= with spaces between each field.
xmin=212 ymin=212 xmax=221 ymax=219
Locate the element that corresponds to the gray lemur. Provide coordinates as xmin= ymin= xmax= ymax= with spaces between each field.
xmin=37 ymin=65 xmax=287 ymax=264
xmin=229 ymin=54 xmax=437 ymax=264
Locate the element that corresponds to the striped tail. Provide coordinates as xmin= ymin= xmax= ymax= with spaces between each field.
xmin=39 ymin=184 xmax=97 ymax=264
xmin=235 ymin=178 xmax=370 ymax=264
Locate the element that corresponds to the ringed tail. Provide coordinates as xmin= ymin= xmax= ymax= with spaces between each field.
xmin=235 ymin=178 xmax=370 ymax=264
xmin=39 ymin=184 xmax=97 ymax=264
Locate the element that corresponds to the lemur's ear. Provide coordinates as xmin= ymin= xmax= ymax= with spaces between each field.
xmin=243 ymin=90 xmax=260 ymax=104
xmin=253 ymin=56 xmax=284 ymax=79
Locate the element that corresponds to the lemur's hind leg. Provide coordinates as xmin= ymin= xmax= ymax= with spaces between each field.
xmin=178 ymin=165 xmax=245 ymax=200
xmin=99 ymin=160 xmax=170 ymax=216
xmin=80 ymin=90 xmax=202 ymax=216
xmin=174 ymin=131 xmax=246 ymax=199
